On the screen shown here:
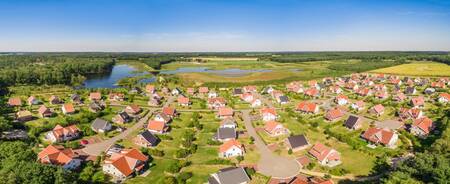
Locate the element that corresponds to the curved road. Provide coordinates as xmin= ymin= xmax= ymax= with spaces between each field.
xmin=242 ymin=110 xmax=301 ymax=179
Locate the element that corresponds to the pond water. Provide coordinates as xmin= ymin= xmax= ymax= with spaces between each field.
xmin=84 ymin=64 xmax=153 ymax=88
xmin=160 ymin=67 xmax=272 ymax=77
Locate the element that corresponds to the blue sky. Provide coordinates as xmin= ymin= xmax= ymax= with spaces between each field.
xmin=0 ymin=0 xmax=449 ymax=51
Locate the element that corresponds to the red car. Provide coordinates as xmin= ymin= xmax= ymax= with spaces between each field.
xmin=80 ymin=140 xmax=89 ymax=145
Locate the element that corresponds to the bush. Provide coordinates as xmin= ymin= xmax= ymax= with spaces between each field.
xmin=245 ymin=167 xmax=256 ymax=176
xmin=205 ymin=159 xmax=233 ymax=165
xmin=175 ymin=149 xmax=191 ymax=158
xmin=166 ymin=162 xmax=182 ymax=173
xmin=288 ymin=149 xmax=293 ymax=155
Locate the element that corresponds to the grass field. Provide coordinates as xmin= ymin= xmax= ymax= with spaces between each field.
xmin=371 ymin=61 xmax=450 ymax=77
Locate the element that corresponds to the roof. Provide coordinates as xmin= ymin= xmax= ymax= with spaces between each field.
xmin=38 ymin=105 xmax=51 ymax=115
xmin=264 ymin=121 xmax=283 ymax=133
xmin=8 ymin=97 xmax=22 ymax=106
xmin=17 ymin=110 xmax=32 ymax=117
xmin=217 ymin=127 xmax=236 ymax=140
xmin=89 ymin=92 xmax=101 ymax=100
xmin=325 ymin=108 xmax=344 ymax=120
xmin=105 ymin=149 xmax=148 ymax=177
xmin=344 ymin=115 xmax=360 ymax=129
xmin=372 ymin=104 xmax=385 ymax=114
xmin=162 ymin=107 xmax=176 ymax=116
xmin=208 ymin=97 xmax=226 ymax=104
xmin=308 ymin=143 xmax=338 ymax=162
xmin=199 ymin=86 xmax=209 ymax=93
xmin=177 ymin=96 xmax=190 ymax=104
xmin=279 ymin=95 xmax=289 ymax=102
xmin=287 ymin=134 xmax=309 ymax=149
xmin=260 ymin=107 xmax=277 ymax=116
xmin=362 ymin=127 xmax=395 ymax=145
xmin=52 ymin=124 xmax=80 ymax=139
xmin=138 ymin=130 xmax=159 ymax=145
xmin=147 ymin=120 xmax=166 ymax=132
xmin=126 ymin=104 xmax=141 ymax=113
xmin=210 ymin=167 xmax=250 ymax=184
xmin=38 ymin=145 xmax=77 ymax=166
xmin=219 ymin=139 xmax=243 ymax=153
xmin=411 ymin=96 xmax=425 ymax=106
xmin=233 ymin=88 xmax=243 ymax=95
xmin=296 ymin=101 xmax=317 ymax=112
xmin=218 ymin=107 xmax=233 ymax=116
xmin=63 ymin=103 xmax=75 ymax=113
xmin=413 ymin=117 xmax=433 ymax=134
xmin=439 ymin=93 xmax=450 ymax=100
xmin=91 ymin=118 xmax=110 ymax=130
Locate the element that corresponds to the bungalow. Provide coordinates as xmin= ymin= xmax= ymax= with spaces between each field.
xmin=304 ymin=88 xmax=320 ymax=98
xmin=46 ymin=125 xmax=80 ymax=143
xmin=335 ymin=94 xmax=348 ymax=105
xmin=198 ymin=86 xmax=209 ymax=94
xmin=208 ymin=97 xmax=227 ymax=109
xmin=404 ymin=86 xmax=416 ymax=95
xmin=390 ymin=78 xmax=402 ymax=86
xmin=218 ymin=107 xmax=234 ymax=119
xmin=108 ymin=93 xmax=125 ymax=101
xmin=208 ymin=167 xmax=250 ymax=184
xmin=375 ymin=90 xmax=389 ymax=99
xmin=325 ymin=108 xmax=345 ymax=121
xmin=177 ymin=96 xmax=190 ymax=106
xmin=438 ymin=93 xmax=450 ymax=103
xmin=220 ymin=118 xmax=237 ymax=129
xmin=240 ymin=92 xmax=254 ymax=102
xmin=219 ymin=139 xmax=245 ymax=158
xmin=89 ymin=92 xmax=102 ymax=101
xmin=186 ymin=88 xmax=195 ymax=95
xmin=16 ymin=110 xmax=33 ymax=122
xmin=125 ymin=104 xmax=142 ymax=115
xmin=370 ymin=104 xmax=385 ymax=116
xmin=411 ymin=117 xmax=434 ymax=138
xmin=147 ymin=120 xmax=168 ymax=134
xmin=431 ymin=81 xmax=446 ymax=88
xmin=70 ymin=94 xmax=82 ymax=104
xmin=49 ymin=95 xmax=61 ymax=104
xmin=351 ymin=100 xmax=365 ymax=111
xmin=361 ymin=127 xmax=398 ymax=148
xmin=345 ymin=83 xmax=359 ymax=91
xmin=344 ymin=115 xmax=362 ymax=130
xmin=308 ymin=143 xmax=341 ymax=167
xmin=329 ymin=86 xmax=342 ymax=94
xmin=243 ymin=85 xmax=257 ymax=93
xmin=308 ymin=80 xmax=319 ymax=89
xmin=265 ymin=121 xmax=289 ymax=137
xmin=411 ymin=96 xmax=425 ymax=108
xmin=356 ymin=88 xmax=372 ymax=97
xmin=287 ymin=82 xmax=304 ymax=93
xmin=38 ymin=145 xmax=81 ymax=170
xmin=215 ymin=127 xmax=236 ymax=142
xmin=162 ymin=106 xmax=177 ymax=118
xmin=134 ymin=130 xmax=159 ymax=147
xmin=102 ymin=149 xmax=148 ymax=180
xmin=260 ymin=107 xmax=278 ymax=122
xmin=399 ymin=108 xmax=423 ymax=120
xmin=8 ymin=97 xmax=22 ymax=106
xmin=62 ymin=103 xmax=76 ymax=115
xmin=91 ymin=118 xmax=112 ymax=133
xmin=154 ymin=113 xmax=171 ymax=123
xmin=27 ymin=96 xmax=40 ymax=105
xmin=393 ymin=93 xmax=407 ymax=102
xmin=286 ymin=134 xmax=309 ymax=151
xmin=89 ymin=101 xmax=105 ymax=113
xmin=145 ymin=84 xmax=155 ymax=94
xmin=296 ymin=101 xmax=319 ymax=114
xmin=38 ymin=105 xmax=53 ymax=117
xmin=113 ymin=112 xmax=132 ymax=124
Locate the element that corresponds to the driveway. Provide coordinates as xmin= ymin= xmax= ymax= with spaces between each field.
xmin=242 ymin=110 xmax=300 ymax=179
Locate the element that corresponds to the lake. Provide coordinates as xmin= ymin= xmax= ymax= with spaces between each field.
xmin=84 ymin=64 xmax=154 ymax=88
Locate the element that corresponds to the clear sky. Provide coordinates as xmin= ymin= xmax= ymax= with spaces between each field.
xmin=0 ymin=0 xmax=449 ymax=52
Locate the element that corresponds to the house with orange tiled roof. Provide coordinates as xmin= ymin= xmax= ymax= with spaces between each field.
xmin=375 ymin=90 xmax=389 ymax=99
xmin=431 ymin=81 xmax=446 ymax=88
xmin=399 ymin=107 xmax=423 ymax=120
xmin=361 ymin=127 xmax=398 ymax=148
xmin=89 ymin=92 xmax=102 ymax=101
xmin=335 ymin=94 xmax=348 ymax=105
xmin=393 ymin=92 xmax=407 ymax=102
xmin=199 ymin=86 xmax=209 ymax=94
xmin=243 ymin=85 xmax=257 ymax=93
xmin=46 ymin=124 xmax=80 ymax=143
xmin=325 ymin=108 xmax=345 ymax=121
xmin=208 ymin=97 xmax=227 ymax=109
xmin=296 ymin=101 xmax=319 ymax=114
xmin=162 ymin=106 xmax=177 ymax=118
xmin=125 ymin=104 xmax=142 ymax=115
xmin=186 ymin=88 xmax=195 ymax=95
xmin=145 ymin=84 xmax=155 ymax=94
xmin=308 ymin=143 xmax=341 ymax=167
xmin=264 ymin=121 xmax=288 ymax=137
xmin=218 ymin=107 xmax=234 ymax=119
xmin=147 ymin=120 xmax=168 ymax=134
xmin=109 ymin=93 xmax=125 ymax=101
xmin=250 ymin=98 xmax=262 ymax=107
xmin=38 ymin=145 xmax=81 ymax=170
xmin=8 ymin=97 xmax=22 ymax=107
xmin=38 ymin=105 xmax=54 ymax=117
xmin=329 ymin=86 xmax=342 ymax=94
xmin=286 ymin=81 xmax=304 ymax=93
xmin=355 ymin=88 xmax=372 ymax=97
xmin=102 ymin=149 xmax=148 ymax=180
xmin=177 ymin=96 xmax=190 ymax=106
xmin=411 ymin=117 xmax=434 ymax=138
xmin=369 ymin=104 xmax=385 ymax=117
xmin=219 ymin=139 xmax=244 ymax=158
xmin=240 ymin=92 xmax=254 ymax=102
xmin=411 ymin=96 xmax=425 ymax=108
xmin=304 ymin=88 xmax=320 ymax=98
xmin=438 ymin=93 xmax=450 ymax=103
xmin=62 ymin=103 xmax=76 ymax=115
xmin=260 ymin=107 xmax=278 ymax=122
xmin=350 ymin=100 xmax=365 ymax=111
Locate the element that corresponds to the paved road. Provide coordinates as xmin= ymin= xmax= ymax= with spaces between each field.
xmin=242 ymin=110 xmax=300 ymax=179
xmin=82 ymin=96 xmax=176 ymax=156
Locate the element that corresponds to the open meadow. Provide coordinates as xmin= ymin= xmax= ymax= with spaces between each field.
xmin=371 ymin=61 xmax=450 ymax=77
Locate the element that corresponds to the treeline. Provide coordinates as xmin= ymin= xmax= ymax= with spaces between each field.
xmin=0 ymin=55 xmax=115 ymax=85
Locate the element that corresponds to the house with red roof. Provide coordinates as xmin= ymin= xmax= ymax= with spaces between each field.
xmin=109 ymin=93 xmax=125 ymax=101
xmin=208 ymin=97 xmax=227 ymax=109
xmin=355 ymin=88 xmax=372 ymax=97
xmin=218 ymin=107 xmax=234 ymax=119
xmin=308 ymin=143 xmax=341 ymax=167
xmin=411 ymin=96 xmax=425 ymax=108
xmin=304 ymin=88 xmax=320 ymax=98
xmin=375 ymin=90 xmax=389 ymax=99
xmin=162 ymin=106 xmax=176 ymax=118
xmin=125 ymin=104 xmax=142 ymax=115
xmin=49 ymin=95 xmax=61 ymax=105
xmin=411 ymin=117 xmax=434 ymax=138
xmin=102 ymin=149 xmax=148 ymax=180
xmin=38 ymin=145 xmax=81 ymax=170
xmin=199 ymin=86 xmax=209 ymax=94
xmin=147 ymin=120 xmax=168 ymax=134
xmin=264 ymin=121 xmax=288 ymax=136
xmin=145 ymin=84 xmax=155 ymax=93
xmin=62 ymin=103 xmax=76 ymax=115
xmin=329 ymin=86 xmax=342 ymax=94
xmin=8 ymin=97 xmax=22 ymax=107
xmin=186 ymin=88 xmax=195 ymax=95
xmin=431 ymin=81 xmax=446 ymax=88
xmin=177 ymin=96 xmax=190 ymax=106
xmin=219 ymin=139 xmax=245 ymax=158
xmin=438 ymin=93 xmax=450 ymax=103
xmin=89 ymin=92 xmax=102 ymax=101
xmin=335 ymin=94 xmax=348 ymax=105
xmin=46 ymin=125 xmax=80 ymax=143
xmin=369 ymin=104 xmax=385 ymax=116
xmin=250 ymin=98 xmax=262 ymax=107
xmin=351 ymin=100 xmax=365 ymax=111
xmin=260 ymin=107 xmax=278 ymax=122
xmin=296 ymin=101 xmax=319 ymax=114
xmin=361 ymin=127 xmax=398 ymax=148
xmin=325 ymin=108 xmax=345 ymax=121
xmin=399 ymin=108 xmax=423 ymax=120
xmin=393 ymin=93 xmax=407 ymax=102
xmin=240 ymin=92 xmax=254 ymax=102
xmin=286 ymin=81 xmax=304 ymax=93
xmin=38 ymin=105 xmax=54 ymax=117
xmin=243 ymin=85 xmax=257 ymax=93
